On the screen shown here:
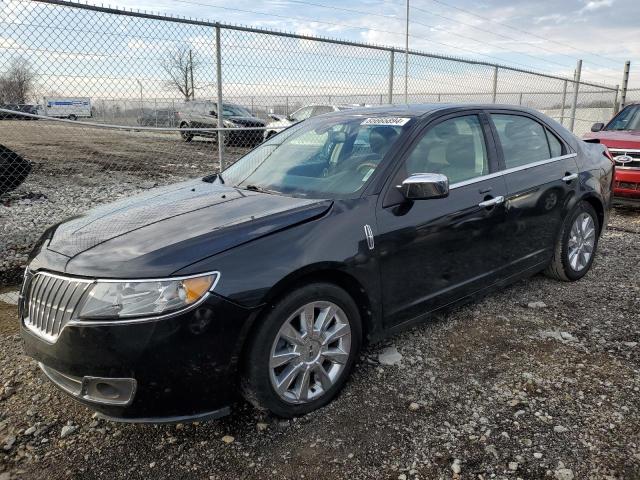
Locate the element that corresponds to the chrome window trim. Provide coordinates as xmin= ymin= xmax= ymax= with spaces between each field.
xmin=608 ymin=148 xmax=640 ymax=153
xmin=449 ymin=153 xmax=578 ymax=190
xmin=23 ymin=270 xmax=221 ymax=333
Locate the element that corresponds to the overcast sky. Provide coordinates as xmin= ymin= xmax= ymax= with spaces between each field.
xmin=104 ymin=0 xmax=638 ymax=87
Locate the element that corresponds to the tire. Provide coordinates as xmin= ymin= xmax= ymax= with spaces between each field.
xmin=241 ymin=282 xmax=362 ymax=418
xmin=544 ymin=201 xmax=600 ymax=282
xmin=68 ymin=114 xmax=77 ymax=121
xmin=180 ymin=123 xmax=193 ymax=142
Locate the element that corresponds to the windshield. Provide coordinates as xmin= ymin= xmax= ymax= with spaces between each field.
xmin=220 ymin=115 xmax=411 ymax=199
xmin=222 ymin=104 xmax=252 ymax=117
xmin=605 ymin=104 xmax=640 ymax=131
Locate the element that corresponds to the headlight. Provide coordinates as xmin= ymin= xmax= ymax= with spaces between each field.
xmin=223 ymin=119 xmax=237 ymax=128
xmin=77 ymin=273 xmax=218 ymax=319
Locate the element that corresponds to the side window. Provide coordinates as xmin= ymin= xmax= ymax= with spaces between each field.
xmin=404 ymin=115 xmax=488 ymax=184
xmin=546 ymin=129 xmax=563 ymax=158
xmin=291 ymin=107 xmax=313 ymax=122
xmin=312 ymin=106 xmax=334 ymax=116
xmin=491 ymin=114 xmax=553 ymax=168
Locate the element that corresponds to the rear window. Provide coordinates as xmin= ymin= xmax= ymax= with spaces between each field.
xmin=491 ymin=114 xmax=562 ymax=169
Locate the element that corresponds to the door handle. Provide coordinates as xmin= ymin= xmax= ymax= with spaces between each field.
xmin=562 ymin=173 xmax=578 ymax=183
xmin=478 ymin=195 xmax=505 ymax=208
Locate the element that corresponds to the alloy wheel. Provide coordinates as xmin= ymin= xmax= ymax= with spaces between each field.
xmin=567 ymin=212 xmax=596 ymax=272
xmin=269 ymin=301 xmax=351 ymax=404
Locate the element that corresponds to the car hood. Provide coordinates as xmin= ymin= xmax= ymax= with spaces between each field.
xmin=583 ymin=129 xmax=640 ymax=148
xmin=40 ymin=179 xmax=331 ymax=278
xmin=226 ymin=115 xmax=266 ymax=126
xmin=266 ymin=117 xmax=295 ymax=129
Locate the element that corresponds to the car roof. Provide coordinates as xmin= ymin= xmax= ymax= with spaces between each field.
xmin=325 ymin=103 xmax=544 ymax=118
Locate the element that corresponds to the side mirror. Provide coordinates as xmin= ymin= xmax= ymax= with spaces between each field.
xmin=209 ymin=111 xmax=217 ymax=117
xmin=591 ymin=122 xmax=604 ymax=132
xmin=328 ymin=131 xmax=346 ymax=143
xmin=398 ymin=173 xmax=449 ymax=200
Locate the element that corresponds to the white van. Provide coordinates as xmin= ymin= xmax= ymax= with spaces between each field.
xmin=43 ymin=97 xmax=92 ymax=120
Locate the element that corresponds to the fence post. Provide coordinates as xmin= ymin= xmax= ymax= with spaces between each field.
xmin=619 ymin=60 xmax=631 ymax=111
xmin=613 ymin=84 xmax=620 ymax=116
xmin=492 ymin=66 xmax=498 ymax=103
xmin=215 ymin=25 xmax=224 ymax=171
xmin=387 ymin=50 xmax=394 ymax=104
xmin=559 ymin=80 xmax=568 ymax=126
xmin=568 ymin=59 xmax=582 ymax=133
xmin=518 ymin=92 xmax=523 ymax=105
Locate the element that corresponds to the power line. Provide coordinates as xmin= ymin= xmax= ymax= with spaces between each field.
xmin=273 ymin=0 xmax=579 ymax=72
xmin=268 ymin=0 xmax=621 ymax=84
xmin=169 ymin=0 xmax=566 ymax=73
xmin=422 ymin=0 xmax=622 ymax=67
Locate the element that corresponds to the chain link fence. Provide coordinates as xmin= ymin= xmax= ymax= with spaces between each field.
xmin=0 ymin=0 xmax=623 ymax=288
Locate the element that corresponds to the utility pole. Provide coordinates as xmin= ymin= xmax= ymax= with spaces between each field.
xmin=568 ymin=59 xmax=582 ymax=133
xmin=136 ymin=79 xmax=143 ymax=120
xmin=404 ymin=0 xmax=409 ymax=104
xmin=619 ymin=60 xmax=631 ymax=112
xmin=189 ymin=49 xmax=195 ymax=100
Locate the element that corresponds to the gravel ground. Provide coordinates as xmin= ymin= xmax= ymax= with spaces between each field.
xmin=0 ymin=121 xmax=246 ymax=284
xmin=0 ymin=208 xmax=638 ymax=480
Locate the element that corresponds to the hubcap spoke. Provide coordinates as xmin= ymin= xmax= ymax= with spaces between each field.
xmin=296 ymin=367 xmax=312 ymax=401
xmin=322 ymin=323 xmax=350 ymax=345
xmin=280 ymin=323 xmax=305 ymax=346
xmin=315 ymin=305 xmax=336 ymax=333
xmin=322 ymin=348 xmax=349 ymax=365
xmin=276 ymin=363 xmax=304 ymax=394
xmin=270 ymin=351 xmax=301 ymax=368
xmin=301 ymin=304 xmax=315 ymax=336
xmin=313 ymin=363 xmax=333 ymax=391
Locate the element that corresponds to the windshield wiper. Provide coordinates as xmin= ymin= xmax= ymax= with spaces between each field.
xmin=239 ymin=184 xmax=280 ymax=195
xmin=202 ymin=173 xmax=224 ymax=184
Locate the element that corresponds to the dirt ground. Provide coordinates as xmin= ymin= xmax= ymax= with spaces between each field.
xmin=0 ymin=208 xmax=638 ymax=480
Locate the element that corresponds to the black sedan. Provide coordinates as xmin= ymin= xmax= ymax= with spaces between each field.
xmin=19 ymin=104 xmax=613 ymax=422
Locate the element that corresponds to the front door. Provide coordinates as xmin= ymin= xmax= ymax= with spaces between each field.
xmin=376 ymin=113 xmax=509 ymax=327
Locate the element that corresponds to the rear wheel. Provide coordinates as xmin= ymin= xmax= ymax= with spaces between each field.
xmin=545 ymin=201 xmax=599 ymax=281
xmin=241 ymin=283 xmax=361 ymax=418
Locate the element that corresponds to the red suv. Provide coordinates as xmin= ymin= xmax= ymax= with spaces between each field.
xmin=584 ymin=103 xmax=640 ymax=205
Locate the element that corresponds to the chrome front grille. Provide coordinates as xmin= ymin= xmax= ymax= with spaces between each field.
xmin=23 ymin=272 xmax=93 ymax=342
xmin=609 ymin=149 xmax=640 ymax=170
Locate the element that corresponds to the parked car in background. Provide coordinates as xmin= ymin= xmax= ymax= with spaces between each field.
xmin=263 ymin=104 xmax=359 ymax=140
xmin=0 ymin=104 xmax=40 ymax=120
xmin=43 ymin=97 xmax=92 ymax=121
xmin=137 ymin=109 xmax=178 ymax=127
xmin=19 ymin=104 xmax=612 ymax=423
xmin=176 ymin=101 xmax=265 ymax=147
xmin=0 ymin=144 xmax=31 ymax=196
xmin=584 ymin=103 xmax=640 ymax=205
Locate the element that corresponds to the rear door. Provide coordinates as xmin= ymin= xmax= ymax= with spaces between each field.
xmin=376 ymin=112 xmax=509 ymax=327
xmin=487 ymin=111 xmax=579 ymax=272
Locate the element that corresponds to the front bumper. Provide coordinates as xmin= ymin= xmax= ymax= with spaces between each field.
xmin=614 ymin=168 xmax=640 ymax=202
xmin=21 ymin=293 xmax=259 ymax=422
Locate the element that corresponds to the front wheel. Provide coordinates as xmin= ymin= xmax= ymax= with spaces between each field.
xmin=545 ymin=201 xmax=600 ymax=281
xmin=180 ymin=123 xmax=194 ymax=142
xmin=241 ymin=283 xmax=362 ymax=418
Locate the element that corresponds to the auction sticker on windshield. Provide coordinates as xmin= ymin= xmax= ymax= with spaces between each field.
xmin=361 ymin=117 xmax=411 ymax=126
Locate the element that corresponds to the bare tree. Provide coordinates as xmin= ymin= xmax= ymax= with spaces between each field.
xmin=161 ymin=46 xmax=199 ymax=101
xmin=0 ymin=57 xmax=36 ymax=104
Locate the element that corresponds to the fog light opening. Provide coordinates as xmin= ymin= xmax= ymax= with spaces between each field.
xmin=95 ymin=382 xmax=120 ymax=400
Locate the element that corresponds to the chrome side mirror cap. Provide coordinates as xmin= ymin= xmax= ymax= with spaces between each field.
xmin=398 ymin=173 xmax=449 ymax=200
xmin=591 ymin=122 xmax=604 ymax=132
